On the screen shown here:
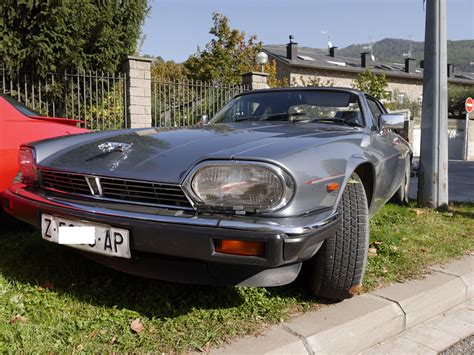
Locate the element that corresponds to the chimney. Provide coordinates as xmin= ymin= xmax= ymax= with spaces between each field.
xmin=405 ymin=58 xmax=416 ymax=74
xmin=361 ymin=52 xmax=370 ymax=68
xmin=329 ymin=46 xmax=337 ymax=58
xmin=286 ymin=35 xmax=298 ymax=60
xmin=447 ymin=63 xmax=455 ymax=77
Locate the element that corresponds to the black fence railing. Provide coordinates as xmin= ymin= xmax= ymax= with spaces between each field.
xmin=1 ymin=65 xmax=127 ymax=130
xmin=151 ymin=78 xmax=248 ymax=127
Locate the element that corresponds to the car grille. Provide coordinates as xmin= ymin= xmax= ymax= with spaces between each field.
xmin=39 ymin=169 xmax=193 ymax=209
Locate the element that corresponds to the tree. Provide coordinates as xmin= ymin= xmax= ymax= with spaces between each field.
xmin=184 ymin=12 xmax=262 ymax=84
xmin=0 ymin=0 xmax=149 ymax=76
xmin=151 ymin=58 xmax=188 ymax=82
xmin=352 ymin=70 xmax=389 ymax=100
xmin=264 ymin=60 xmax=288 ymax=88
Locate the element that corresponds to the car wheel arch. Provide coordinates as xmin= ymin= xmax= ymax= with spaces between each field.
xmin=333 ymin=160 xmax=375 ymax=212
xmin=353 ymin=162 xmax=375 ymax=210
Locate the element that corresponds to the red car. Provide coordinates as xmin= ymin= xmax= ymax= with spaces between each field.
xmin=0 ymin=94 xmax=88 ymax=196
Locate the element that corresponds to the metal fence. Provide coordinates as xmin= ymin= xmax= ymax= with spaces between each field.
xmin=151 ymin=79 xmax=248 ymax=127
xmin=1 ymin=65 xmax=127 ymax=130
xmin=2 ymin=63 xmax=248 ymax=131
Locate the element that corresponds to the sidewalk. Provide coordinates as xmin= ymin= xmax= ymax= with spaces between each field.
xmin=212 ymin=255 xmax=473 ymax=354
xmin=362 ymin=299 xmax=473 ymax=354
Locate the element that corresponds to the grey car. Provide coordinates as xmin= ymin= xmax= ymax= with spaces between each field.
xmin=3 ymin=87 xmax=411 ymax=300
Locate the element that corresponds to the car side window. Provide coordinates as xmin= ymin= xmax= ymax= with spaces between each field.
xmin=376 ymin=99 xmax=388 ymax=114
xmin=366 ymin=96 xmax=383 ymax=127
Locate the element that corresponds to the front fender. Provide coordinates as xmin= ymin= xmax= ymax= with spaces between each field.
xmin=261 ymin=139 xmax=370 ymax=218
xmin=331 ymin=154 xmax=375 ymax=215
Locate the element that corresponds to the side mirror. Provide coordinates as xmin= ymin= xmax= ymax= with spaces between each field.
xmin=198 ymin=114 xmax=209 ymax=126
xmin=379 ymin=114 xmax=405 ymax=130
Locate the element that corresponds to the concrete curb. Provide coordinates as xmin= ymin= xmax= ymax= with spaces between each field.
xmin=211 ymin=255 xmax=473 ymax=354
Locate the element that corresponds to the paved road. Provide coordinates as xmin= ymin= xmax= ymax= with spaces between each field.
xmin=409 ymin=160 xmax=474 ymax=202
xmin=362 ymin=299 xmax=474 ymax=354
xmin=440 ymin=335 xmax=474 ymax=355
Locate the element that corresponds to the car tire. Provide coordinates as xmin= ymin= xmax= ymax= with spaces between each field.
xmin=307 ymin=173 xmax=369 ymax=301
xmin=391 ymin=157 xmax=411 ymax=205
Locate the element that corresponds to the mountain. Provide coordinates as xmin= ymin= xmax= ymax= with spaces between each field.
xmin=267 ymin=38 xmax=474 ymax=72
xmin=337 ymin=38 xmax=474 ymax=72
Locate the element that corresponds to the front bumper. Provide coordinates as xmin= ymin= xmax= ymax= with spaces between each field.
xmin=3 ymin=184 xmax=340 ymax=286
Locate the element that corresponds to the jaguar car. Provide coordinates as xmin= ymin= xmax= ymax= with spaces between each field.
xmin=3 ymin=87 xmax=411 ymax=300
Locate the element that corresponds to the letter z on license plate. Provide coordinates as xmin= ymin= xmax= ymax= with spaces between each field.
xmin=41 ymin=214 xmax=131 ymax=258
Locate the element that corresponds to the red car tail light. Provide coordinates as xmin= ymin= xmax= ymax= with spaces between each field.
xmin=18 ymin=146 xmax=38 ymax=185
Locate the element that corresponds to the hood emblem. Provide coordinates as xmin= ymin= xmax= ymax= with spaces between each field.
xmin=98 ymin=142 xmax=132 ymax=153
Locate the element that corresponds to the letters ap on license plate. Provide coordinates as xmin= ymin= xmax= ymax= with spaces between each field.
xmin=41 ymin=214 xmax=131 ymax=259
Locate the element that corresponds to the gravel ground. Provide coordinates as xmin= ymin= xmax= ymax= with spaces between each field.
xmin=439 ymin=335 xmax=474 ymax=355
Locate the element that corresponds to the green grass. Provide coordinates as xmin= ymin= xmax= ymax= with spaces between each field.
xmin=0 ymin=203 xmax=473 ymax=352
xmin=365 ymin=202 xmax=473 ymax=289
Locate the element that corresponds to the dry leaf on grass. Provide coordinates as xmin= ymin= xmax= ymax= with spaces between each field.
xmin=130 ymin=318 xmax=144 ymax=333
xmin=37 ymin=281 xmax=55 ymax=291
xmin=88 ymin=330 xmax=98 ymax=339
xmin=10 ymin=315 xmax=27 ymax=324
xmin=197 ymin=341 xmax=211 ymax=353
xmin=413 ymin=208 xmax=427 ymax=216
xmin=348 ymin=284 xmax=363 ymax=295
xmin=368 ymin=247 xmax=378 ymax=257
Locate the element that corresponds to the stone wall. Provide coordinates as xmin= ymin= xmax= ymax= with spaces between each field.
xmin=411 ymin=116 xmax=472 ymax=160
xmin=276 ymin=62 xmax=424 ymax=102
xmin=467 ymin=113 xmax=474 ymax=160
xmin=123 ymin=56 xmax=152 ymax=128
xmin=385 ymin=76 xmax=423 ymax=102
xmin=241 ymin=72 xmax=270 ymax=90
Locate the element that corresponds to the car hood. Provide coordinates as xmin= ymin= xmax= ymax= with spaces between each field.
xmin=38 ymin=122 xmax=362 ymax=183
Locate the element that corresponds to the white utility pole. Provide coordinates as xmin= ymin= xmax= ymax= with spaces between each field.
xmin=417 ymin=0 xmax=449 ymax=209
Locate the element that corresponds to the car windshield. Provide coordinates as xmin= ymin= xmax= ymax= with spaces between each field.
xmin=211 ymin=90 xmax=364 ymax=127
xmin=1 ymin=94 xmax=42 ymax=117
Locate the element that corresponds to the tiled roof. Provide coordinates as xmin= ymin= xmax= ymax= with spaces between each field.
xmin=263 ymin=45 xmax=474 ymax=85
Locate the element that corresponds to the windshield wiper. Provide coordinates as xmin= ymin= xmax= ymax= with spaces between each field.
xmin=234 ymin=116 xmax=257 ymax=122
xmin=311 ymin=117 xmax=364 ymax=128
xmin=234 ymin=112 xmax=308 ymax=122
xmin=262 ymin=112 xmax=309 ymax=122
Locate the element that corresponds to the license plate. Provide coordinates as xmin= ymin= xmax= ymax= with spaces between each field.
xmin=41 ymin=214 xmax=131 ymax=259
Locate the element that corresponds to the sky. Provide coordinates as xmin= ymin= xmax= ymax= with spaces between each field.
xmin=141 ymin=0 xmax=474 ymax=62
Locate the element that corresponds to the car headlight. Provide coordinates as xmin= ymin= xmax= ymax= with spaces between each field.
xmin=184 ymin=161 xmax=295 ymax=213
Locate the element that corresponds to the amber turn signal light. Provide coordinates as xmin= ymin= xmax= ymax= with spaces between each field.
xmin=326 ymin=182 xmax=340 ymax=192
xmin=215 ymin=240 xmax=265 ymax=257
